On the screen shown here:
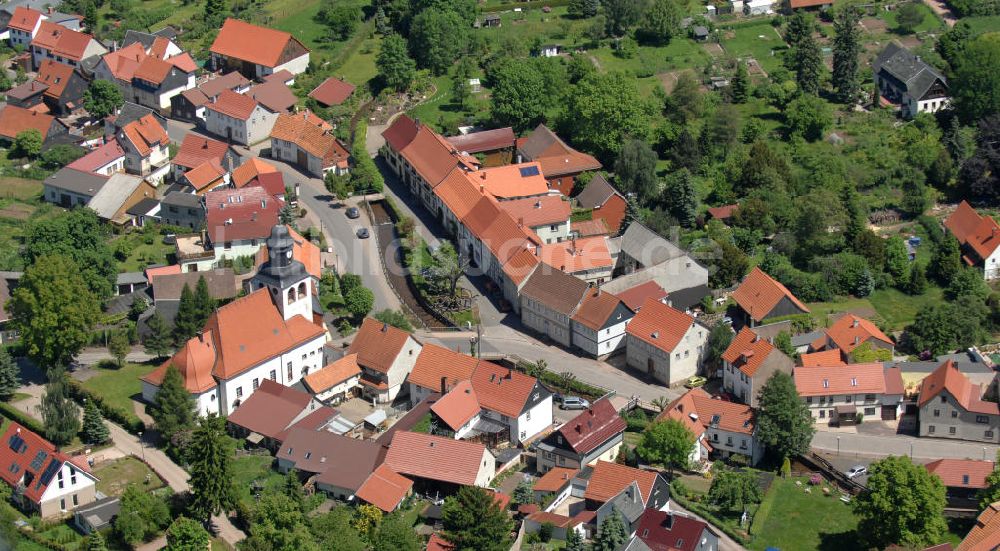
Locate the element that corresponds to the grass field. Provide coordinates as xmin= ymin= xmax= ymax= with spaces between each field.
xmin=94 ymin=456 xmax=165 ymax=496
xmin=337 ymin=35 xmax=382 ymax=88
xmin=232 ymin=454 xmax=286 ymax=506
xmin=747 ymin=477 xmax=858 ymax=551
xmin=719 ymin=21 xmax=788 ymax=74
xmin=879 ymin=3 xmax=946 ymax=34
xmin=0 ymin=176 xmax=58 ymax=271
xmin=962 ymin=15 xmax=1000 ymax=35
xmin=807 ymin=284 xmax=943 ymax=331
xmin=112 ymin=227 xmax=177 ymax=272
xmin=80 ymin=361 xmax=156 ymax=424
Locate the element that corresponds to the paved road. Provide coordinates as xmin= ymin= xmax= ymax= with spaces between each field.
xmin=812 ymin=430 xmax=999 ymax=461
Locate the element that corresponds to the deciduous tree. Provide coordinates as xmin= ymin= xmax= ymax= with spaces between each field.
xmin=166 ymin=516 xmax=210 ymax=551
xmin=708 ymin=469 xmax=763 ymax=512
xmin=345 ymin=286 xmax=375 ymax=318
xmin=108 ymin=330 xmax=130 ymax=368
xmin=896 ymin=2 xmax=925 ymax=33
xmin=372 ymin=512 xmax=423 ymax=551
xmin=24 ymin=209 xmax=116 ymax=299
xmin=638 ymin=0 xmax=681 ymax=45
xmin=83 ymin=80 xmax=123 ymax=119
xmin=784 ymin=94 xmax=831 ymax=141
xmin=636 ymin=419 xmax=695 ymax=473
xmin=13 ymin=129 xmax=42 ymax=159
xmin=488 ymin=58 xmax=547 ymax=132
xmin=854 ymin=456 xmax=948 ymax=549
xmin=409 ymin=7 xmax=468 ymax=75
xmin=756 ymin=371 xmax=815 ymax=461
xmin=377 ymin=34 xmax=416 ymax=91
xmin=953 ymin=33 xmax=1000 ymax=124
xmin=442 ymin=486 xmax=513 ymax=551
xmin=563 ymin=72 xmax=654 ymax=162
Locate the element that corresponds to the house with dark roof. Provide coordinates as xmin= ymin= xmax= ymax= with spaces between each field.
xmin=150 ymin=269 xmax=237 ymax=323
xmin=575 ymin=174 xmax=627 ymax=235
xmin=270 ymin=111 xmax=351 ymax=177
xmin=604 ymin=223 xmax=708 ymax=298
xmin=919 ymin=360 xmax=1000 ymax=443
xmin=42 ymin=167 xmax=108 ymax=208
xmin=142 ymin=226 xmax=327 ymax=416
xmin=85 ymin=172 xmax=157 ymax=225
xmin=570 ymin=287 xmax=634 ymax=358
xmin=660 ymin=387 xmax=762 ymax=465
xmin=721 ymin=327 xmax=794 ymax=408
xmin=226 ymin=379 xmax=332 ymax=449
xmin=731 ymin=267 xmax=810 ymax=326
xmin=0 ymin=423 xmax=99 ymax=518
xmin=795 ymin=363 xmax=905 ymax=425
xmin=595 ymin=481 xmax=648 ymax=538
xmin=159 ymin=190 xmax=204 ymax=229
xmin=205 ymin=89 xmax=277 ymax=146
xmin=625 ymin=509 xmax=719 ymax=551
xmin=536 ymin=398 xmax=627 ymax=472
xmin=4 ymin=79 xmax=48 ymax=110
xmin=517 ymin=123 xmax=601 ymax=196
xmin=209 ymin=18 xmax=310 ymax=79
xmin=945 ymin=201 xmax=1000 ymax=281
xmin=347 ymin=317 xmax=423 ymax=403
xmin=519 ymin=267 xmax=590 ymax=348
xmin=34 ymin=59 xmax=87 ymax=115
xmin=625 ymin=298 xmax=708 ymax=386
xmin=874 ymin=42 xmax=948 ymax=119
xmin=277 ymin=428 xmax=388 ymax=500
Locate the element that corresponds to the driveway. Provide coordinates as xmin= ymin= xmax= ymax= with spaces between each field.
xmin=812 ymin=430 xmax=998 ymax=461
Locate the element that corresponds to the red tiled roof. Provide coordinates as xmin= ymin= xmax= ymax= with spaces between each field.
xmin=270 ymin=112 xmax=350 ymax=169
xmin=571 ymin=289 xmax=630 ymax=332
xmin=945 ymin=201 xmax=1000 ymax=264
xmin=555 ymin=398 xmax=627 ymax=455
xmin=526 ymin=511 xmax=575 ymax=529
xmin=384 ymin=431 xmax=489 ymax=486
xmin=145 ymin=264 xmax=182 ymax=282
xmin=67 ymin=139 xmax=125 ymax=174
xmin=959 ymin=501 xmax=1000 ymax=551
xmin=431 ymin=380 xmax=481 ymax=430
xmin=210 ymin=18 xmax=308 ymax=68
xmin=142 ymin=331 xmax=218 ymax=393
xmin=445 ymin=127 xmax=515 ymax=154
xmin=472 ymin=163 xmax=550 ymax=199
xmin=206 ymin=89 xmax=258 ymax=120
xmin=355 ymin=464 xmax=413 ymax=513
xmin=519 ymin=124 xmax=602 ymax=177
xmin=626 ymin=298 xmax=696 ymax=353
xmin=539 ymin=236 xmax=614 ymax=274
xmin=463 ymin=196 xmax=539 ymax=265
xmin=571 ymin=218 xmax=610 ymax=238
xmin=499 ymin=195 xmax=571 ymax=228
xmin=926 ymin=459 xmax=994 ymax=489
xmin=204 ymin=186 xmax=281 ymax=243
xmin=309 ymin=77 xmax=356 ymax=106
xmin=382 ymin=114 xmax=419 ymax=152
xmin=36 ymin=60 xmax=74 ymax=100
xmin=166 ymin=52 xmax=198 ymax=73
xmin=533 ymin=467 xmax=579 ymax=493
xmin=407 ymin=343 xmax=479 ymax=393
xmin=918 ymin=360 xmax=1000 ymax=415
xmin=821 ymin=314 xmax=893 ymax=354
xmin=426 ymin=534 xmax=455 ymax=551
xmin=226 ymin=379 xmax=317 ymax=440
xmin=721 ymin=327 xmax=777 ymax=378
xmin=133 ymin=55 xmax=173 ymax=85
xmin=303 ymin=353 xmax=361 ymax=393
xmin=659 ymin=387 xmax=755 ymax=436
xmin=248 ymin=80 xmax=296 ymax=113
xmin=347 ymin=317 xmax=418 ymax=374
xmin=173 ymin=134 xmax=231 ymax=170
xmin=470 ymin=361 xmax=541 ymax=418
xmin=800 ymin=349 xmax=845 ymax=367
xmin=231 ymin=158 xmax=278 ymax=188
xmin=400 ymin=126 xmax=471 ymax=187
xmin=100 ymin=43 xmax=145 ymax=81
xmin=120 ymin=114 xmax=168 ymax=157
xmin=502 ymin=247 xmax=540 ymax=287
xmin=183 ymin=159 xmax=227 ymax=191
xmin=636 ymin=509 xmax=711 ymax=551
xmin=32 ymin=21 xmax=96 ymax=61
xmin=583 ymin=461 xmax=658 ymax=504
xmin=707 ymin=204 xmax=739 ymax=220
xmin=731 ymin=267 xmax=810 ymax=322
xmin=0 ymin=105 xmax=56 ymax=140
xmin=8 ymin=7 xmax=43 ymax=32
xmin=793 ymin=363 xmax=897 ymax=397
xmin=0 ymin=423 xmax=95 ymax=505
xmin=617 ymin=281 xmax=668 ymax=312
xmin=790 ymin=0 xmax=833 ymax=7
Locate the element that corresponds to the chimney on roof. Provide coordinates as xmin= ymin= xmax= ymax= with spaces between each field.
xmin=534 ymin=201 xmax=541 ymax=208
xmin=381 ymin=323 xmax=388 ymax=333
xmin=517 ymin=217 xmax=524 ymax=228
xmin=854 ymin=336 xmax=860 ymax=345
xmin=852 ymin=318 xmax=859 ymax=328
xmin=48 ymin=6 xmax=53 ymax=13
xmin=574 ymin=424 xmax=581 ymax=433
xmin=198 ymin=331 xmax=205 ymax=342
xmin=441 ymin=376 xmax=448 ymax=395
xmin=414 ymin=118 xmax=420 ymax=128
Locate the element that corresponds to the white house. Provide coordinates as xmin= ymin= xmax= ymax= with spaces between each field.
xmin=269 ymin=112 xmax=351 ymax=177
xmin=660 ymin=387 xmax=763 ymax=466
xmin=117 ymin=113 xmax=170 ymax=184
xmin=625 ymin=298 xmax=707 ymax=386
xmin=944 ymin=201 xmax=1000 ymax=281
xmin=302 ymin=353 xmax=362 ymax=405
xmin=873 ymin=42 xmax=949 ymax=119
xmin=7 ymin=6 xmax=45 ymax=48
xmin=142 ymin=226 xmax=328 ymax=416
xmin=570 ymin=288 xmax=635 ymax=358
xmin=205 ymin=90 xmax=278 ymax=146
xmin=348 ymin=318 xmax=423 ymax=403
xmin=794 ymin=364 xmax=905 ymax=425
xmin=721 ymin=327 xmax=794 ymax=408
xmin=405 ymin=343 xmax=480 ymax=405
xmin=30 ymin=21 xmax=106 ymax=70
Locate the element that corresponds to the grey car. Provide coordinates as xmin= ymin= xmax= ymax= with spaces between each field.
xmin=356 ymin=228 xmax=370 ymax=239
xmin=346 ymin=207 xmax=360 ymax=219
xmin=560 ymin=397 xmax=591 ymax=410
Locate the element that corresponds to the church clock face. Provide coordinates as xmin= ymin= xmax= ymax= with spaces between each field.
xmin=286 ymin=250 xmax=293 ymax=260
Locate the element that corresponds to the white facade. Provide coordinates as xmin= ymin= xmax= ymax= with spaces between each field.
xmin=572 ymin=318 xmax=629 ymax=357
xmin=8 ymin=16 xmax=44 ymax=47
xmin=743 ymin=0 xmax=774 ymax=15
xmin=258 ymin=53 xmax=309 ymax=79
xmin=803 ymin=392 xmax=903 ymax=423
xmin=205 ymin=103 xmax=278 ymax=146
xmin=626 ymin=323 xmax=706 ymax=386
xmin=531 ymin=220 xmax=571 ymax=244
xmin=722 ymin=363 xmax=753 ymax=405
xmin=271 ymin=137 xmax=350 ymax=178
xmin=521 ymin=296 xmax=575 ymax=348
xmin=119 ymin=133 xmax=169 ymax=181
xmin=133 ymin=72 xmax=196 ymax=110
xmin=38 ymin=462 xmax=98 ymax=517
xmin=32 ymin=39 xmax=106 ymax=69
xmin=217 ymin=337 xmax=327 ymax=414
xmin=510 ymin=395 xmax=553 ymax=444
xmin=312 ymin=374 xmax=360 ymax=404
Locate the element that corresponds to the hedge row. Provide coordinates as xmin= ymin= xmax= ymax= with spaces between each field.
xmin=66 ymin=379 xmax=146 ymax=435
xmin=481 ymin=0 xmax=570 ymax=12
xmin=748 ymin=479 xmax=778 ymax=536
xmin=17 ymin=528 xmax=67 ymax=551
xmin=670 ymin=486 xmax=752 ymax=545
xmin=0 ymin=401 xmax=46 ymax=436
xmin=352 ymin=120 xmax=384 ymax=194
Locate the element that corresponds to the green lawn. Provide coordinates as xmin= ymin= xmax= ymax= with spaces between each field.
xmin=879 ymin=3 xmax=945 ymax=34
xmin=807 ymin=285 xmax=943 ymax=331
xmin=748 ymin=477 xmax=859 ymax=551
xmin=112 ymin=226 xmax=177 ymax=272
xmin=719 ymin=21 xmax=788 ymax=74
xmin=232 ymin=455 xmax=286 ymax=506
xmin=962 ymin=15 xmax=1000 ymax=35
xmin=338 ymin=35 xmax=383 ymax=88
xmin=0 ymin=176 xmax=59 ymax=271
xmin=79 ymin=361 xmax=156 ymax=424
xmin=94 ymin=456 xmax=165 ymax=497
xmin=34 ymin=523 xmax=86 ymax=551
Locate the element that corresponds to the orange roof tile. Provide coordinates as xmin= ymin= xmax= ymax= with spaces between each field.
xmin=958 ymin=501 xmax=1000 ymax=551
xmin=100 ymin=42 xmax=146 ymax=81
xmin=303 ymin=353 xmax=361 ymax=393
xmin=526 ymin=511 xmax=576 ymax=529
xmin=731 ymin=267 xmax=810 ymax=322
xmin=205 ymin=186 xmax=281 ymax=242
xmin=626 ymin=298 xmax=696 ymax=353
xmin=133 ymin=55 xmax=173 ymax=85
xmin=35 ymin=60 xmax=74 ymax=100
xmin=617 ymin=280 xmax=668 ymax=312
xmin=399 ymin=125 xmax=472 ymax=187
xmin=470 ymin=361 xmax=543 ymax=418
xmin=145 ymin=264 xmax=182 ymax=282
xmin=232 ymin=158 xmax=279 ymax=188
xmin=793 ymin=363 xmax=895 ymax=397
xmin=707 ymin=204 xmax=739 ymax=220
xmin=471 ymin=163 xmax=550 ymax=199
xmin=583 ymin=461 xmax=659 ymax=504
xmin=166 ymin=52 xmax=198 ymax=73
xmin=659 ymin=387 xmax=755 ymax=436
xmin=347 ymin=317 xmax=418 ymax=374
xmin=502 ymin=247 xmax=540 ymax=287
xmin=206 ymin=89 xmax=258 ymax=120
xmin=142 ymin=330 xmax=218 ymax=393
xmin=539 ymin=236 xmax=614 ymax=274
xmin=8 ymin=6 xmax=43 ymax=33
xmin=945 ymin=201 xmax=1000 ymax=264
xmin=270 ymin=112 xmax=350 ymax=169
xmin=287 ymin=226 xmax=321 ymax=279
xmin=571 ymin=288 xmax=630 ymax=331
xmin=431 ymin=380 xmax=481 ymax=430
xmin=308 ymin=77 xmax=356 ymax=106
xmin=498 ymin=195 xmax=571 ymax=228
xmin=926 ymin=459 xmax=994 ymax=489
xmin=571 ymin=218 xmax=610 ymax=238
xmin=407 ymin=343 xmax=479 ymax=393
xmin=799 ymin=349 xmax=845 ymax=367
xmin=533 ymin=467 xmax=579 ymax=493
xmin=0 ymin=105 xmax=57 ymax=140
xmin=822 ymin=314 xmax=893 ymax=353
xmin=210 ymin=18 xmax=308 ymax=68
xmin=355 ymin=464 xmax=413 ymax=513
xmin=426 ymin=533 xmax=455 ymax=551
xmin=918 ymin=360 xmax=1000 ymax=415
xmin=721 ymin=327 xmax=778 ymax=377
xmin=32 ymin=21 xmax=96 ymax=61
xmin=173 ymin=134 xmax=231 ymax=171
xmin=120 ymin=113 xmax=168 ymax=157
xmin=183 ymin=159 xmax=227 ymax=191
xmin=462 ymin=196 xmax=539 ymax=264
xmin=382 ymin=114 xmax=419 ymax=152
xmin=384 ymin=431 xmax=489 ymax=486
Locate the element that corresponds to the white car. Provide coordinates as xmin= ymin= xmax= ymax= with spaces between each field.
xmin=845 ymin=465 xmax=867 ymax=479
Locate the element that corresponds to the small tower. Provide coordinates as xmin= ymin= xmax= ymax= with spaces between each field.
xmin=252 ymin=225 xmax=311 ymax=321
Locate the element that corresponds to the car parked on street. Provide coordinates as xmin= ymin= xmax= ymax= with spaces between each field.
xmin=356 ymin=228 xmax=370 ymax=239
xmin=560 ymin=397 xmax=590 ymax=410
xmin=845 ymin=465 xmax=867 ymax=479
xmin=346 ymin=207 xmax=360 ymax=219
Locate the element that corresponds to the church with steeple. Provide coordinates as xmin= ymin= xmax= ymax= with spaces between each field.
xmin=142 ymin=225 xmax=329 ymax=416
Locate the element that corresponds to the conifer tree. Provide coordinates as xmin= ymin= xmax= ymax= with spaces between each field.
xmin=81 ymin=400 xmax=109 ymax=444
xmin=0 ymin=346 xmax=21 ymax=401
xmin=173 ymin=284 xmax=200 ymax=345
xmin=150 ymin=365 xmax=196 ymax=441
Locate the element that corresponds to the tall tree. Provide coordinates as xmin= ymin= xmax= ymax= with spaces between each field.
xmin=488 ymin=57 xmax=548 ymax=132
xmin=12 ymin=129 xmax=42 ymax=159
xmin=8 ymin=255 xmax=99 ymax=373
xmin=663 ymin=168 xmax=698 ymax=228
xmin=116 ymin=485 xmax=172 ymax=545
xmin=592 ymin=511 xmax=628 ymax=551
xmin=244 ymin=492 xmax=319 ymax=551
xmin=636 ymin=419 xmax=695 ymax=473
xmin=638 ymin=0 xmax=681 ymax=45
xmin=785 ymin=94 xmax=831 ymax=141
xmin=785 ymin=11 xmax=814 ymax=49
xmin=854 ymin=456 xmax=948 ymax=549
xmin=563 ymin=71 xmax=654 ymax=162
xmin=24 ymin=209 xmax=116 ymax=299
xmin=193 ymin=276 xmax=216 ymax=323
xmin=83 ymin=80 xmax=124 ymax=119
xmin=173 ymin=284 xmax=200 ymax=345
xmin=756 ymin=371 xmax=815 ymax=461
xmin=568 ymin=0 xmax=599 ymax=17
xmin=165 ymin=517 xmax=210 ymax=551
xmin=0 ymin=347 xmax=21 ymax=401
xmin=144 ymin=311 xmax=173 ymax=359
xmin=731 ymin=60 xmax=750 ymax=103
xmin=83 ymin=532 xmax=108 ymax=551
xmin=150 ymin=365 xmax=196 ymax=441
xmin=960 ymin=115 xmax=1000 ymax=204
xmin=789 ymin=31 xmax=823 ymax=95
xmin=409 ymin=7 xmax=468 ymax=75
xmin=372 ymin=513 xmax=423 ymax=551
xmin=604 ymin=0 xmax=645 ymax=36
xmin=930 ymin=235 xmax=962 ymax=286
xmin=710 ymin=241 xmax=750 ymax=289
xmin=708 ymin=469 xmax=763 ymax=512
xmin=704 ymin=322 xmax=734 ymax=375
xmin=187 ymin=415 xmax=238 ymax=521
xmin=81 ymin=400 xmax=109 ymax=444
xmin=311 ymin=507 xmax=367 ymax=551
xmin=885 ymin=236 xmax=910 ymax=286
xmin=980 ymin=451 xmax=1000 ymax=508
xmin=442 ymin=486 xmax=514 ymax=551
xmin=376 ymin=33 xmax=416 ymax=91
xmin=953 ymin=33 xmax=1000 ymax=124
xmin=615 ymin=138 xmax=659 ymax=202
xmin=345 ymin=286 xmax=375 ymax=318
xmin=832 ymin=6 xmax=862 ymax=104
xmin=565 ymin=525 xmax=585 ymax=551
xmin=203 ymin=0 xmax=227 ymax=27
xmin=108 ymin=330 xmax=130 ymax=368
xmin=774 ymin=330 xmax=795 ymax=357
xmin=40 ymin=370 xmax=80 ymax=446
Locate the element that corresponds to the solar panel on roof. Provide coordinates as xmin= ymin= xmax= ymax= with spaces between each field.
xmin=29 ymin=451 xmax=47 ymax=471
xmin=519 ymin=166 xmax=540 ymax=177
xmin=38 ymin=458 xmax=60 ymax=488
xmin=8 ymin=434 xmax=24 ymax=453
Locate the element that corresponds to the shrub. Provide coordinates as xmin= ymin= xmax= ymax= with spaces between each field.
xmin=66 ymin=379 xmax=145 ymax=434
